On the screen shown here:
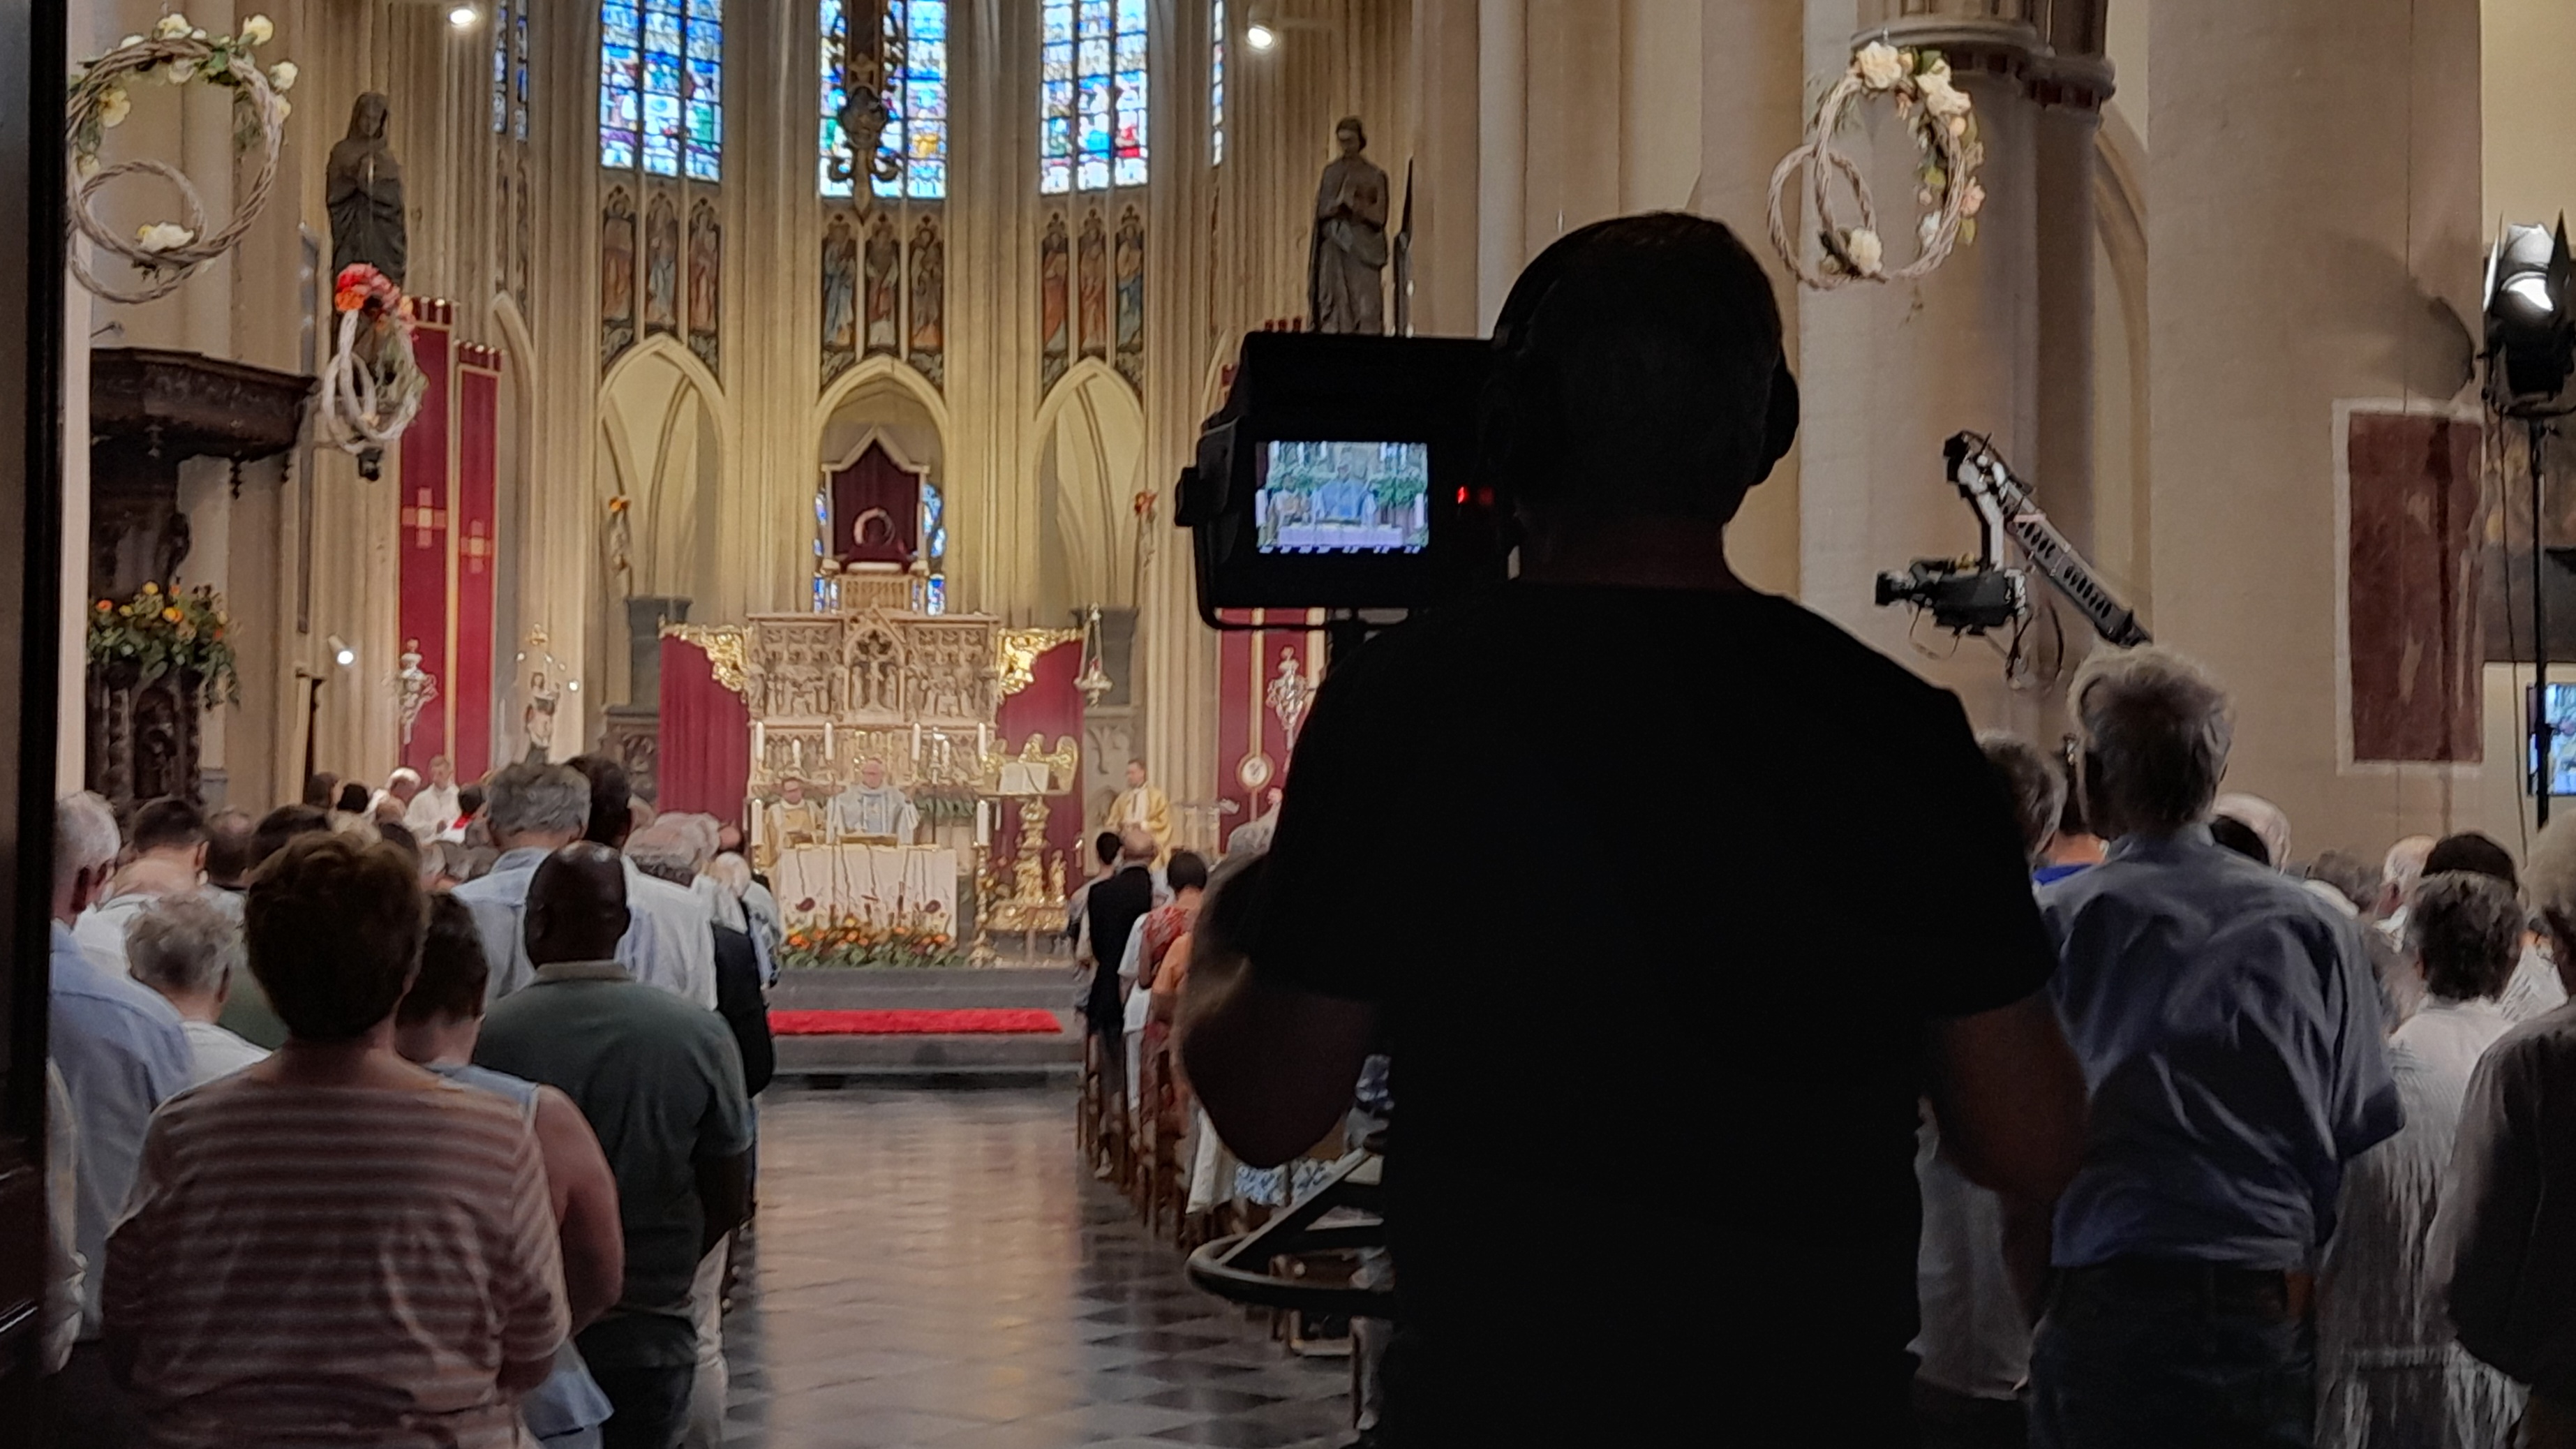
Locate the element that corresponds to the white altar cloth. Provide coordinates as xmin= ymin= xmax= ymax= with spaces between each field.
xmin=770 ymin=845 xmax=958 ymax=927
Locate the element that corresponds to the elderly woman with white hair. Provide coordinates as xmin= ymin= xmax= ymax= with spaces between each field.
xmin=2030 ymin=646 xmax=2400 ymax=1449
xmin=2432 ymin=819 xmax=2576 ymax=1449
xmin=126 ymin=891 xmax=268 ymax=1088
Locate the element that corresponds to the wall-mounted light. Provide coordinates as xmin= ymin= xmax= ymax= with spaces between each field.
xmin=327 ymin=634 xmax=356 ymax=669
xmin=448 ymin=4 xmax=478 ymax=28
xmin=1245 ymin=22 xmax=1276 ymax=50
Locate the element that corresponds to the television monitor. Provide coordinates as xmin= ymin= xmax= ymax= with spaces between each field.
xmin=1254 ymin=440 xmax=1432 ymax=556
xmin=2530 ymin=682 xmax=2576 ymax=796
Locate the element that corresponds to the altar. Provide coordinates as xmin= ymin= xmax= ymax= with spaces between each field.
xmin=671 ymin=563 xmax=1087 ymax=946
xmin=769 ymin=843 xmax=957 ymax=928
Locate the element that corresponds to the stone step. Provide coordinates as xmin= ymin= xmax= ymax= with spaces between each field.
xmin=770 ymin=966 xmax=1075 ymax=1011
xmin=773 ymin=1017 xmax=1082 ymax=1085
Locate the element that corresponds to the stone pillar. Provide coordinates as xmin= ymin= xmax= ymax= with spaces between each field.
xmin=1798 ymin=7 xmax=2050 ymax=735
xmin=1407 ymin=0 xmax=1481 ymax=338
xmin=1696 ymin=0 xmax=1809 ymax=595
xmin=1475 ymin=0 xmax=1526 ymax=331
xmin=2147 ymin=0 xmax=2483 ymax=851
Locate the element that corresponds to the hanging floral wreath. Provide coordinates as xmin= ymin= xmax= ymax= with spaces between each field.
xmin=1767 ymin=42 xmax=1986 ymax=290
xmin=67 ymin=13 xmax=295 ymax=305
xmin=316 ymin=263 xmax=427 ymax=468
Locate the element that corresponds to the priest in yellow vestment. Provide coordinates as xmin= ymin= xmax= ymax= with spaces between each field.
xmin=1103 ymin=758 xmax=1172 ymax=854
xmin=762 ymin=775 xmax=827 ymax=862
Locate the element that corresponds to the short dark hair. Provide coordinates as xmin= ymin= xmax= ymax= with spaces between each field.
xmin=399 ymin=893 xmax=491 ymax=1025
xmin=2426 ymin=832 xmax=2518 ymax=892
xmin=2410 ymin=871 xmax=2526 ymax=1001
xmin=335 ymin=782 xmax=372 ymax=815
xmin=1976 ymin=732 xmax=2065 ymax=865
xmin=250 ymin=804 xmax=333 ymax=869
xmin=1487 ymin=213 xmax=1791 ymax=526
xmin=204 ymin=810 xmax=257 ymax=884
xmin=130 ymin=796 xmax=209 ymax=854
xmin=1167 ymin=850 xmax=1210 ymax=894
xmin=1095 ymin=831 xmax=1121 ymax=867
xmin=567 ymin=754 xmax=634 ymax=845
xmin=302 ymin=772 xmax=338 ymax=808
xmin=456 ymin=784 xmax=486 ymax=817
xmin=246 ymin=832 xmax=426 ymax=1041
xmin=377 ymin=820 xmax=420 ymax=859
xmin=2210 ymin=814 xmax=2271 ymax=868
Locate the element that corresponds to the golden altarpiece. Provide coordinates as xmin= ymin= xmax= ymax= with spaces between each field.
xmin=674 ymin=565 xmax=1078 ymax=946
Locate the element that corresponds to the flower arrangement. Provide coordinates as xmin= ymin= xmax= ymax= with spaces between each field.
xmin=780 ymin=916 xmax=962 ymax=969
xmin=87 ymin=582 xmax=240 ymax=708
xmin=1766 ymin=40 xmax=1987 ymax=291
xmin=317 ymin=262 xmax=426 ymax=466
xmin=67 ymin=14 xmax=293 ymax=305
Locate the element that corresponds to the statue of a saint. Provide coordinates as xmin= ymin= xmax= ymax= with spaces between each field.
xmin=1309 ymin=117 xmax=1390 ymax=336
xmin=327 ymin=93 xmax=408 ymax=285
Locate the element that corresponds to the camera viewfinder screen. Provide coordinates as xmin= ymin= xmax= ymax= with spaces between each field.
xmin=2535 ymin=682 xmax=2576 ymax=796
xmin=1255 ymin=440 xmax=1432 ymax=555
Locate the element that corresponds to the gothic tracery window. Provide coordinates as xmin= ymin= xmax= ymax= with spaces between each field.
xmin=1210 ymin=0 xmax=1225 ymax=165
xmin=601 ymin=0 xmax=723 ymax=180
xmin=491 ymin=0 xmax=528 ymax=137
xmin=1041 ymin=0 xmax=1148 ymax=194
xmin=820 ymin=0 xmax=948 ymax=202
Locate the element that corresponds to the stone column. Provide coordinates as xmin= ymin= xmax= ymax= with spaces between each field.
xmin=2147 ymin=0 xmax=2483 ymax=851
xmin=1697 ymin=0 xmax=1809 ymax=595
xmin=1475 ymin=0 xmax=1525 ymax=331
xmin=1798 ymin=5 xmax=2050 ymax=735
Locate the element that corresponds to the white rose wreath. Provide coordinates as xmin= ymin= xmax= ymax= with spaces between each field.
xmin=1768 ymin=42 xmax=1986 ymax=290
xmin=316 ymin=264 xmax=427 ymax=469
xmin=67 ymin=13 xmax=295 ymax=305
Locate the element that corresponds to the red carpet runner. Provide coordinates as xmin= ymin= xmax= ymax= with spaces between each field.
xmin=767 ymin=1009 xmax=1064 ymax=1036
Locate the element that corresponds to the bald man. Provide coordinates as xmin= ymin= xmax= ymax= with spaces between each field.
xmin=475 ymin=844 xmax=753 ymax=1449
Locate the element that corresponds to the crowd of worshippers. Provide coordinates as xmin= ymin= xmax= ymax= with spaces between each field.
xmin=41 ymin=754 xmax=780 ymax=1449
xmin=1889 ymin=646 xmax=2576 ymax=1449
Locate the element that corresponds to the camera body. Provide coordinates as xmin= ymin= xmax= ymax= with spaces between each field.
xmin=1875 ymin=558 xmax=2027 ymax=634
xmin=1175 ymin=332 xmax=1512 ymax=624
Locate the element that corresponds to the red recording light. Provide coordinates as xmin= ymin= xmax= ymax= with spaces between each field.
xmin=1454 ymin=487 xmax=1469 ymax=505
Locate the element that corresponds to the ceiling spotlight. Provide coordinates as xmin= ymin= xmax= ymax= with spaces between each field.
xmin=2485 ymin=216 xmax=2576 ymax=410
xmin=327 ymin=635 xmax=356 ymax=669
xmin=448 ymin=4 xmax=477 ymax=27
xmin=567 ymin=679 xmax=581 ymax=692
xmin=1245 ymin=22 xmax=1276 ymax=50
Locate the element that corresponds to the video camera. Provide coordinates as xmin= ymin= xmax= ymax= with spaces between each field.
xmin=1172 ymin=332 xmax=1514 ymax=627
xmin=1874 ymin=558 xmax=2027 ymax=634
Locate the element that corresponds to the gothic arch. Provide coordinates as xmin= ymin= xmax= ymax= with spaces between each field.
xmin=1027 ymin=357 xmax=1147 ymax=619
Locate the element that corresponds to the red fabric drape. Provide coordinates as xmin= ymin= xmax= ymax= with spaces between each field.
xmin=826 ymin=441 xmax=922 ymax=567
xmin=452 ymin=348 xmax=501 ymax=778
xmin=658 ymin=637 xmax=752 ymax=824
xmin=396 ymin=302 xmax=452 ymax=770
xmin=996 ymin=640 xmax=1085 ymax=872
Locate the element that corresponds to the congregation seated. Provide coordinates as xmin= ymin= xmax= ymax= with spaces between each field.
xmin=103 ymin=831 xmax=569 ymax=1446
xmin=124 ymin=891 xmax=267 ymax=1087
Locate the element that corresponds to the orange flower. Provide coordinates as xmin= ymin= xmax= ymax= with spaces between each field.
xmin=95 ymin=599 xmax=111 ymax=612
xmin=161 ymin=606 xmax=184 ymax=623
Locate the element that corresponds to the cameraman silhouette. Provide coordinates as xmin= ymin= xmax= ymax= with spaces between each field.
xmin=1181 ymin=214 xmax=2084 ymax=1443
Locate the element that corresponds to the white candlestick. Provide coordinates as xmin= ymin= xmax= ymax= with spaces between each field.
xmin=824 ymin=722 xmax=835 ymax=761
xmin=976 ymin=800 xmax=990 ymax=847
xmin=912 ymin=722 xmax=923 ymax=763
xmin=753 ymin=722 xmax=766 ymax=769
xmin=978 ymin=723 xmax=989 ymax=758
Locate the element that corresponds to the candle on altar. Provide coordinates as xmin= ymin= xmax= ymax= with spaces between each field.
xmin=911 ymin=722 xmax=922 ymax=763
xmin=977 ymin=723 xmax=989 ymax=758
xmin=824 ymin=722 xmax=835 ymax=761
xmin=753 ymin=722 xmax=766 ymax=768
xmin=975 ymin=799 xmax=990 ymax=847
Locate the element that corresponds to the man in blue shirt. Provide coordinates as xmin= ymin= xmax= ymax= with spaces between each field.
xmin=2032 ymin=648 xmax=2399 ymax=1448
xmin=48 ymin=791 xmax=191 ymax=1445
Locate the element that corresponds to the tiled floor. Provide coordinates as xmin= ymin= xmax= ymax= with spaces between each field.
xmin=718 ymin=1085 xmax=1356 ymax=1449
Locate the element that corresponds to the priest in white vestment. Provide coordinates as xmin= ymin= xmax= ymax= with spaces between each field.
xmin=403 ymin=755 xmax=463 ymax=838
xmin=830 ymin=757 xmax=920 ymax=843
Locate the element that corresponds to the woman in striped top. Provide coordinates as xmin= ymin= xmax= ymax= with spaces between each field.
xmin=105 ymin=832 xmax=569 ymax=1448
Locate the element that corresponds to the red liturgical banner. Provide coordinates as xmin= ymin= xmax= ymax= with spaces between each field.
xmin=1214 ymin=610 xmax=1324 ymax=827
xmin=392 ymin=304 xmax=505 ymax=777
xmin=396 ymin=302 xmax=453 ymax=770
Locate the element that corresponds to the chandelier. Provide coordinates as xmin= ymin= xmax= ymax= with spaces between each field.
xmin=1073 ymin=604 xmax=1114 ymax=706
xmin=828 ymin=0 xmax=907 ymax=191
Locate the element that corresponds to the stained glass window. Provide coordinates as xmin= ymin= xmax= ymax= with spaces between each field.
xmin=1041 ymin=0 xmax=1147 ymax=193
xmin=821 ymin=0 xmax=946 ymax=201
xmin=600 ymin=0 xmax=721 ymax=179
xmin=496 ymin=0 xmax=529 ymax=138
xmin=1209 ymin=0 xmax=1223 ymax=165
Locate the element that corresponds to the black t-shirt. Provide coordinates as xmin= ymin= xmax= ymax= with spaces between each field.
xmin=1251 ymin=584 xmax=2055 ymax=1439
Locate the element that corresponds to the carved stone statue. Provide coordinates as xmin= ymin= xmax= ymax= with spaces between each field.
xmin=1309 ymin=117 xmax=1390 ymax=335
xmin=327 ymin=93 xmax=408 ymax=285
